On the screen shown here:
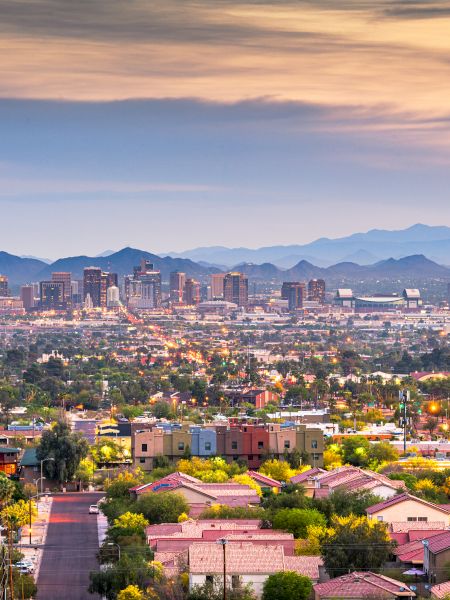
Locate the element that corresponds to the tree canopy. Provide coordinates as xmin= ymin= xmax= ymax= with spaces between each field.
xmin=36 ymin=420 xmax=89 ymax=483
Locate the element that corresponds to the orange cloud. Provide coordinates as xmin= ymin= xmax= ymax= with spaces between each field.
xmin=1 ymin=1 xmax=450 ymax=121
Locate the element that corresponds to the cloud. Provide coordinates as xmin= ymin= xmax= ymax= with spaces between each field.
xmin=0 ymin=0 xmax=450 ymax=120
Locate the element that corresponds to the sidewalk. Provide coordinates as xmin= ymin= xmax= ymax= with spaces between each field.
xmin=20 ymin=496 xmax=53 ymax=580
xmin=97 ymin=509 xmax=108 ymax=546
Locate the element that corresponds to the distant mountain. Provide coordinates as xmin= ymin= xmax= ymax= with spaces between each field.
xmin=20 ymin=254 xmax=52 ymax=264
xmin=95 ymin=250 xmax=116 ymax=258
xmin=0 ymin=246 xmax=449 ymax=289
xmin=231 ymin=255 xmax=450 ymax=284
xmin=168 ymin=224 xmax=450 ymax=267
xmin=0 ymin=252 xmax=47 ymax=285
xmin=37 ymin=247 xmax=218 ymax=281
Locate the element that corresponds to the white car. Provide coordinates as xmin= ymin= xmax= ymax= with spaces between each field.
xmin=15 ymin=561 xmax=34 ymax=574
xmin=89 ymin=504 xmax=100 ymax=514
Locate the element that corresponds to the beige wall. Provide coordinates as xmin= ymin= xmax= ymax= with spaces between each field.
xmin=369 ymin=499 xmax=450 ymax=525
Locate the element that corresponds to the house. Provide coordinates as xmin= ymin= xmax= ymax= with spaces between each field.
xmin=367 ymin=493 xmax=450 ymax=526
xmin=313 ymin=572 xmax=415 ymax=599
xmin=146 ymin=518 xmax=295 ymax=555
xmin=131 ymin=472 xmax=261 ymax=516
xmin=189 ymin=542 xmax=322 ymax=598
xmin=431 ymin=581 xmax=450 ymax=598
xmin=246 ymin=471 xmax=282 ymax=494
xmin=240 ymin=389 xmax=279 ymax=409
xmin=0 ymin=447 xmax=20 ymax=476
xmin=294 ymin=466 xmax=405 ymax=499
xmin=390 ymin=529 xmax=445 ymax=568
xmin=423 ymin=531 xmax=450 ymax=583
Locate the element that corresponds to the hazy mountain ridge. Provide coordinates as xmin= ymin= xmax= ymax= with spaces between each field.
xmin=167 ymin=224 xmax=450 ymax=267
xmin=0 ymin=246 xmax=448 ymax=288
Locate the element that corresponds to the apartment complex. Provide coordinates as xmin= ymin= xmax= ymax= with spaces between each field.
xmin=132 ymin=422 xmax=324 ymax=470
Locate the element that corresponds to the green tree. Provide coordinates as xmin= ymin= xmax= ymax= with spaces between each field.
xmin=321 ymin=515 xmax=394 ymax=577
xmin=368 ymin=441 xmax=399 ymax=466
xmin=36 ymin=420 xmax=89 ymax=484
xmin=341 ymin=436 xmax=371 ymax=466
xmin=134 ymin=492 xmax=189 ymax=524
xmin=0 ymin=472 xmax=15 ymax=507
xmin=272 ymin=508 xmax=326 ymax=539
xmin=188 ymin=579 xmax=256 ymax=600
xmin=89 ymin=554 xmax=155 ymax=600
xmin=262 ymin=571 xmax=312 ymax=600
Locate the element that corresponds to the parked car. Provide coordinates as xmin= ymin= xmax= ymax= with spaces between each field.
xmin=89 ymin=504 xmax=99 ymax=514
xmin=15 ymin=560 xmax=34 ymax=574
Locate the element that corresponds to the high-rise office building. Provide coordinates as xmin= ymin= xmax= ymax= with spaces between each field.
xmin=52 ymin=272 xmax=72 ymax=305
xmin=40 ymin=281 xmax=65 ymax=309
xmin=83 ymin=267 xmax=117 ymax=308
xmin=210 ymin=273 xmax=225 ymax=299
xmin=223 ymin=272 xmax=248 ymax=307
xmin=281 ymin=281 xmax=305 ymax=310
xmin=125 ymin=259 xmax=161 ymax=309
xmin=308 ymin=279 xmax=326 ymax=304
xmin=170 ymin=272 xmax=186 ymax=304
xmin=107 ymin=286 xmax=120 ymax=308
xmin=83 ymin=267 xmax=102 ymax=307
xmin=184 ymin=278 xmax=201 ymax=305
xmin=101 ymin=272 xmax=118 ymax=309
xmin=20 ymin=286 xmax=34 ymax=311
xmin=0 ymin=275 xmax=8 ymax=297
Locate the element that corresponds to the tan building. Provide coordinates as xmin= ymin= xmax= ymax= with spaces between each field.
xmin=133 ymin=428 xmax=165 ymax=470
xmin=295 ymin=424 xmax=324 ymax=468
xmin=367 ymin=493 xmax=450 ymax=526
xmin=210 ymin=273 xmax=225 ymax=299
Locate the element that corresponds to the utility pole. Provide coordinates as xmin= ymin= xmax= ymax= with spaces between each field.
xmin=217 ymin=538 xmax=227 ymax=600
xmin=7 ymin=525 xmax=14 ymax=600
xmin=400 ymin=389 xmax=410 ymax=454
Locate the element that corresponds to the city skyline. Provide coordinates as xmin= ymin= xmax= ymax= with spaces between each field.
xmin=2 ymin=1 xmax=450 ymax=255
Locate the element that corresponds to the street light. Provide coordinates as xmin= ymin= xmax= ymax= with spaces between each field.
xmin=107 ymin=542 xmax=121 ymax=561
xmin=217 ymin=538 xmax=228 ymax=600
xmin=40 ymin=458 xmax=55 ymax=496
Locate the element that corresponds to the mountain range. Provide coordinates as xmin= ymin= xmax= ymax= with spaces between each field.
xmin=0 ymin=248 xmax=219 ymax=287
xmin=0 ymin=247 xmax=449 ymax=290
xmin=167 ymin=224 xmax=450 ymax=267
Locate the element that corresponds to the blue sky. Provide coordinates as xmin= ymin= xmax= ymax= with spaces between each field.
xmin=1 ymin=1 xmax=450 ymax=257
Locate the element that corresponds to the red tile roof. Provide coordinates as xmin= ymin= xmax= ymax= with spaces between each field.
xmin=188 ymin=542 xmax=321 ymax=579
xmin=431 ymin=581 xmax=450 ymax=599
xmin=314 ymin=572 xmax=415 ymax=598
xmin=367 ymin=493 xmax=450 ymax=515
xmin=425 ymin=531 xmax=450 ymax=554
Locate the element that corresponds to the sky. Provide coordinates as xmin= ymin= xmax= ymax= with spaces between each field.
xmin=1 ymin=0 xmax=450 ymax=258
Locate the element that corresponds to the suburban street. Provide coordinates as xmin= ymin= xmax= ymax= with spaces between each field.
xmin=37 ymin=493 xmax=104 ymax=600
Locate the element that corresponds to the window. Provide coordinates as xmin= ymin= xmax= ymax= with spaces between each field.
xmin=205 ymin=442 xmax=211 ymax=451
xmin=232 ymin=575 xmax=241 ymax=589
xmin=258 ymin=441 xmax=264 ymax=449
xmin=407 ymin=517 xmax=417 ymax=522
xmin=178 ymin=442 xmax=185 ymax=451
xmin=141 ymin=443 xmax=148 ymax=452
xmin=377 ymin=516 xmax=384 ymax=522
xmin=233 ymin=455 xmax=239 ymax=461
xmin=231 ymin=441 xmax=238 ymax=450
xmin=284 ymin=440 xmax=291 ymax=449
xmin=206 ymin=576 xmax=214 ymax=585
xmin=248 ymin=455 xmax=254 ymax=460
xmin=312 ymin=453 xmax=320 ymax=461
xmin=311 ymin=440 xmax=318 ymax=449
xmin=139 ymin=458 xmax=146 ymax=464
xmin=418 ymin=517 xmax=428 ymax=522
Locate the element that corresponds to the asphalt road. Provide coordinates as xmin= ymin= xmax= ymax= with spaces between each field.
xmin=37 ymin=493 xmax=104 ymax=600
